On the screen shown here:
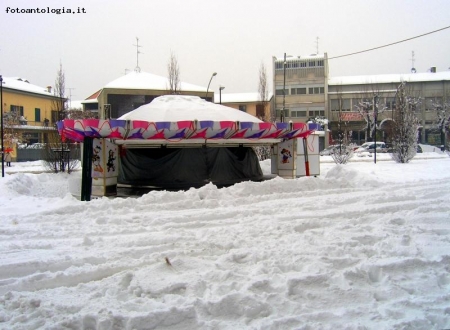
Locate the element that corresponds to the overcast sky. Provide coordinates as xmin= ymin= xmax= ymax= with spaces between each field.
xmin=1 ymin=0 xmax=449 ymax=102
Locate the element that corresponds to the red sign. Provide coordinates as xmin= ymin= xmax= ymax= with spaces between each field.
xmin=339 ymin=113 xmax=363 ymax=121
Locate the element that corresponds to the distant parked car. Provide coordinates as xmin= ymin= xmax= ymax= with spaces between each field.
xmin=320 ymin=145 xmax=337 ymax=156
xmin=320 ymin=144 xmax=354 ymax=156
xmin=27 ymin=143 xmax=46 ymax=149
xmin=354 ymin=142 xmax=387 ymax=156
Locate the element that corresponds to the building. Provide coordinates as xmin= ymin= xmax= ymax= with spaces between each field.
xmin=1 ymin=76 xmax=59 ymax=148
xmin=214 ymin=92 xmax=273 ymax=121
xmin=328 ymin=71 xmax=450 ymax=146
xmin=272 ymin=53 xmax=329 ymax=123
xmin=272 ymin=53 xmax=450 ymax=147
xmin=96 ymin=70 xmax=208 ymax=119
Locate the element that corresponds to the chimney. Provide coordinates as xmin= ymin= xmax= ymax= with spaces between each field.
xmin=47 ymin=86 xmax=52 ymax=93
xmin=430 ymin=67 xmax=436 ymax=73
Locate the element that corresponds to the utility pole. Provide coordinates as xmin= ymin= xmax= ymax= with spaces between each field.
xmin=374 ymin=95 xmax=378 ymax=164
xmin=282 ymin=53 xmax=286 ymax=123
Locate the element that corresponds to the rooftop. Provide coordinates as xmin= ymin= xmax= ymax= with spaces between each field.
xmin=329 ymin=71 xmax=450 ymax=86
xmin=103 ymin=70 xmax=208 ymax=92
xmin=1 ymin=77 xmax=55 ymax=97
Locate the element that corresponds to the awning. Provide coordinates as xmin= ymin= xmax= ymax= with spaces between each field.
xmin=57 ymin=120 xmax=318 ymax=147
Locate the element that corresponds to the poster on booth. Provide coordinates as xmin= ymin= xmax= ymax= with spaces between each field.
xmin=92 ymin=139 xmax=118 ymax=178
xmin=278 ymin=139 xmax=295 ymax=170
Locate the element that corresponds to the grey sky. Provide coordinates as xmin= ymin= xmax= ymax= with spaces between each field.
xmin=1 ymin=0 xmax=449 ymax=102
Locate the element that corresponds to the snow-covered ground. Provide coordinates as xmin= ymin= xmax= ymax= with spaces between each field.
xmin=0 ymin=149 xmax=449 ymax=329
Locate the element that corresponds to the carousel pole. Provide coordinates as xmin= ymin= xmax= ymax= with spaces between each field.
xmin=1 ymin=75 xmax=4 ymax=178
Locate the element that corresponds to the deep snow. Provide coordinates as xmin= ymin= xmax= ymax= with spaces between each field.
xmin=0 ymin=150 xmax=449 ymax=330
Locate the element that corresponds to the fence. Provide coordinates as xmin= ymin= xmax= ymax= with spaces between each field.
xmin=16 ymin=148 xmax=81 ymax=162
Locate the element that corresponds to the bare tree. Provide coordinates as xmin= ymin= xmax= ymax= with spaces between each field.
xmin=390 ymin=82 xmax=420 ymax=163
xmin=167 ymin=51 xmax=181 ymax=94
xmin=258 ymin=62 xmax=271 ymax=122
xmin=330 ymin=90 xmax=353 ymax=164
xmin=52 ymin=62 xmax=67 ymax=123
xmin=254 ymin=63 xmax=272 ymax=161
xmin=43 ymin=63 xmax=79 ymax=173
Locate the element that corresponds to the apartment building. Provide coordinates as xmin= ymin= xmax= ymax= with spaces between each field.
xmin=273 ymin=54 xmax=450 ymax=147
xmin=272 ymin=53 xmax=329 ymax=123
xmin=1 ymin=76 xmax=59 ymax=147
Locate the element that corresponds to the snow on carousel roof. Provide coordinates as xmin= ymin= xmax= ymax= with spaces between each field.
xmin=57 ymin=95 xmax=318 ymax=146
xmin=104 ymin=71 xmax=207 ymax=92
xmin=119 ymin=95 xmax=264 ymax=123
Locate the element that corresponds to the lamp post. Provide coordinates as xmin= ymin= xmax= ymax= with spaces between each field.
xmin=374 ymin=94 xmax=378 ymax=164
xmin=205 ymin=72 xmax=217 ymax=101
xmin=0 ymin=75 xmax=4 ymax=178
xmin=282 ymin=53 xmax=287 ymax=122
xmin=219 ymin=86 xmax=225 ymax=104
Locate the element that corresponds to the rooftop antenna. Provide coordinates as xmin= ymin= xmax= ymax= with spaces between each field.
xmin=67 ymin=88 xmax=75 ymax=108
xmin=133 ymin=37 xmax=143 ymax=73
xmin=410 ymin=51 xmax=416 ymax=73
xmin=316 ymin=37 xmax=319 ymax=54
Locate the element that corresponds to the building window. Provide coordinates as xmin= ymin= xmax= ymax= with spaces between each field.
xmin=276 ymin=88 xmax=289 ymax=96
xmin=256 ymin=104 xmax=265 ymax=119
xmin=309 ymin=110 xmax=325 ymax=117
xmin=308 ymin=61 xmax=316 ymax=67
xmin=425 ymin=97 xmax=442 ymax=111
xmin=291 ymin=87 xmax=307 ymax=95
xmin=385 ymin=98 xmax=396 ymax=110
xmin=239 ymin=105 xmax=247 ymax=112
xmin=10 ymin=105 xmax=24 ymax=116
xmin=35 ymin=108 xmax=41 ymax=122
xmin=331 ymin=99 xmax=350 ymax=111
xmin=317 ymin=60 xmax=324 ymax=67
xmin=291 ymin=110 xmax=307 ymax=117
xmin=308 ymin=87 xmax=324 ymax=94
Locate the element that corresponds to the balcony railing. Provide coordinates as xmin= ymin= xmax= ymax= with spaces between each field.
xmin=4 ymin=120 xmax=56 ymax=129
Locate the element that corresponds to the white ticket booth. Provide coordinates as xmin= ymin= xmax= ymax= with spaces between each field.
xmin=271 ymin=131 xmax=322 ymax=178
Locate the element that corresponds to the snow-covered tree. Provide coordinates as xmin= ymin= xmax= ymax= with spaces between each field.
xmin=390 ymin=82 xmax=420 ymax=163
xmin=354 ymin=90 xmax=387 ymax=142
xmin=330 ymin=95 xmax=353 ymax=164
xmin=430 ymin=97 xmax=450 ymax=151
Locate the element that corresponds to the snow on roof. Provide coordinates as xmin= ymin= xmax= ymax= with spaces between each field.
xmin=104 ymin=71 xmax=208 ymax=92
xmin=329 ymin=71 xmax=450 ymax=86
xmin=118 ymin=95 xmax=263 ymax=123
xmin=2 ymin=77 xmax=54 ymax=97
xmin=214 ymin=92 xmax=274 ymax=104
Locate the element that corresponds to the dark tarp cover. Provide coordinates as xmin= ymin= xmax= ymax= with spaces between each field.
xmin=118 ymin=147 xmax=264 ymax=189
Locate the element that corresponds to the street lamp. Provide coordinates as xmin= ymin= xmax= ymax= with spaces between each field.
xmin=0 ymin=75 xmax=4 ymax=178
xmin=219 ymin=86 xmax=225 ymax=104
xmin=374 ymin=94 xmax=378 ymax=164
xmin=205 ymin=72 xmax=217 ymax=101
